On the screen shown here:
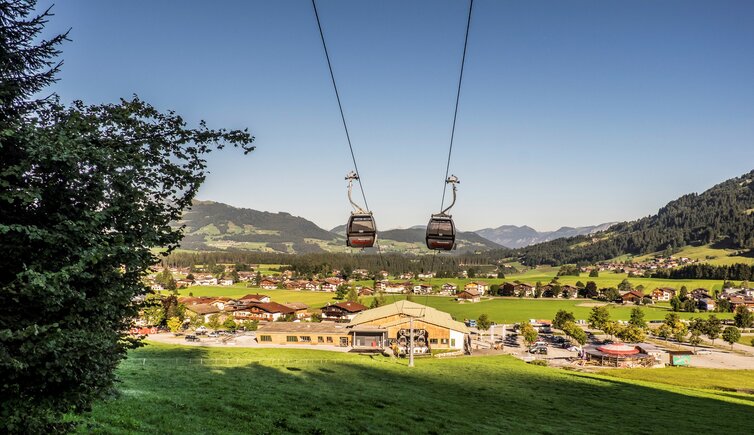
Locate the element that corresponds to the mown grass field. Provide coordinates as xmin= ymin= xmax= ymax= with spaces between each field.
xmin=629 ymin=243 xmax=754 ymax=266
xmin=76 ymin=343 xmax=754 ymax=434
xmin=176 ymin=285 xmax=733 ymax=324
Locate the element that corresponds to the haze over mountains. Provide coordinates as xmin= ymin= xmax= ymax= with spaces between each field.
xmin=476 ymin=223 xmax=617 ymax=249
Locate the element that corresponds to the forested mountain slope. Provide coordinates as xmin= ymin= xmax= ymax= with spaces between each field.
xmin=512 ymin=170 xmax=754 ymax=265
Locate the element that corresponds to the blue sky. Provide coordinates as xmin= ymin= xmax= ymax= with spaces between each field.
xmin=42 ymin=0 xmax=754 ymax=231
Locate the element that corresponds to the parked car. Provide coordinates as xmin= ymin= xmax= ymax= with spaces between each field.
xmin=566 ymin=346 xmax=580 ymax=352
xmin=695 ymin=349 xmax=712 ymax=355
xmin=185 ymin=335 xmax=200 ymax=342
xmin=208 ymin=332 xmax=219 ymax=338
xmin=529 ymin=346 xmax=548 ymax=355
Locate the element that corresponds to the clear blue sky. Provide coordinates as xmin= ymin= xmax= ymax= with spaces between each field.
xmin=42 ymin=0 xmax=754 ymax=231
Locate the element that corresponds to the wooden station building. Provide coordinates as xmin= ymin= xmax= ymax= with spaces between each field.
xmin=256 ymin=301 xmax=470 ymax=353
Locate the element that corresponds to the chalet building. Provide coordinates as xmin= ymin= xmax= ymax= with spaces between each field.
xmin=540 ymin=285 xmax=555 ymax=298
xmin=560 ymin=285 xmax=579 ymax=299
xmin=621 ymin=291 xmax=644 ymax=304
xmin=256 ymin=301 xmax=471 ymax=354
xmin=184 ymin=304 xmax=223 ymax=323
xmin=348 ymin=301 xmax=470 ymax=353
xmin=515 ymin=283 xmax=535 ymax=297
xmin=194 ymin=276 xmax=218 ymax=286
xmin=321 ymin=301 xmax=368 ymax=322
xmin=304 ymin=281 xmax=321 ymax=291
xmin=698 ymin=298 xmax=716 ymax=311
xmin=384 ymin=283 xmax=406 ymax=294
xmin=456 ymin=289 xmax=481 ymax=303
xmin=233 ymin=302 xmax=295 ymax=321
xmin=239 ymin=293 xmax=271 ymax=303
xmin=729 ymin=296 xmax=754 ymax=312
xmin=320 ymin=282 xmax=338 ymax=292
xmin=440 ymin=283 xmax=458 ymax=295
xmin=652 ymin=288 xmax=675 ymax=302
xmin=412 ymin=284 xmax=433 ymax=295
xmin=464 ymin=281 xmax=489 ymax=295
xmin=176 ymin=279 xmax=193 ymax=288
xmin=282 ymin=302 xmax=310 ymax=319
xmin=358 ymin=287 xmax=374 ymax=296
xmin=690 ymin=288 xmax=713 ymax=301
xmin=259 ymin=279 xmax=278 ymax=290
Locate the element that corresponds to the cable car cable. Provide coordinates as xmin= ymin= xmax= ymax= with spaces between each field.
xmin=440 ymin=0 xmax=473 ymax=212
xmin=311 ymin=0 xmax=370 ymax=212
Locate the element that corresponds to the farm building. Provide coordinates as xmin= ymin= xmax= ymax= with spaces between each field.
xmin=456 ymin=289 xmax=481 ymax=303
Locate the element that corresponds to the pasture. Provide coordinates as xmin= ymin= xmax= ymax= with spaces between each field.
xmin=75 ymin=343 xmax=754 ymax=434
xmin=176 ymin=285 xmax=732 ymax=324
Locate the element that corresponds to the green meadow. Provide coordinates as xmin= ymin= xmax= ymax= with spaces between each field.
xmin=75 ymin=343 xmax=754 ymax=434
xmin=175 ymin=285 xmax=731 ymax=324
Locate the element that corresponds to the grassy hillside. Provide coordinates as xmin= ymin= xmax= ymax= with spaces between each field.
xmin=627 ymin=243 xmax=754 ymax=266
xmin=178 ymin=201 xmax=503 ymax=254
xmin=76 ymin=344 xmax=753 ymax=434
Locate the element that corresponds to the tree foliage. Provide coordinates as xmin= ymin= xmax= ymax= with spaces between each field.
xmin=588 ymin=306 xmax=610 ymax=330
xmin=0 ymin=3 xmax=253 ymax=429
xmin=476 ymin=314 xmax=492 ymax=331
xmin=552 ymin=310 xmax=575 ymax=330
xmin=722 ymin=326 xmax=741 ymax=349
xmin=733 ymin=305 xmax=753 ymax=328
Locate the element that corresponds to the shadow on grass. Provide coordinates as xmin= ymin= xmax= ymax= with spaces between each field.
xmin=81 ymin=343 xmax=754 ymax=434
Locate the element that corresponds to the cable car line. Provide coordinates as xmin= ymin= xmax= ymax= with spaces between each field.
xmin=311 ymin=0 xmax=369 ymax=211
xmin=426 ymin=0 xmax=473 ymax=252
xmin=439 ymin=0 xmax=473 ymax=212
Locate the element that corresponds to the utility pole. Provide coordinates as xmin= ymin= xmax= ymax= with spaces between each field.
xmin=409 ymin=316 xmax=415 ymax=367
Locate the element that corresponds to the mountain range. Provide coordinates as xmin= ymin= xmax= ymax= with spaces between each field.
xmin=177 ymin=201 xmax=503 ymax=254
xmin=476 ymin=223 xmax=617 ymax=249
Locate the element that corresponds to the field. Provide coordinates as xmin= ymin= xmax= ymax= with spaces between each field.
xmin=76 ymin=343 xmax=754 ymax=434
xmin=628 ymin=244 xmax=754 ymax=266
xmin=177 ymin=285 xmax=733 ymax=324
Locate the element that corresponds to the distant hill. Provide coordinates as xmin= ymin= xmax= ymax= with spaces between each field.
xmin=179 ymin=201 xmax=505 ymax=254
xmin=510 ymin=170 xmax=754 ymax=265
xmin=476 ymin=223 xmax=616 ymax=249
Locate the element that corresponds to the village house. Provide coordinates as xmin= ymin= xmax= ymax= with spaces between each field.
xmin=621 ymin=291 xmax=644 ymax=304
xmin=238 ymin=293 xmax=271 ymax=303
xmin=358 ymin=287 xmax=374 ymax=296
xmin=384 ymin=282 xmax=406 ymax=294
xmin=321 ymin=301 xmax=369 ymax=322
xmin=560 ymin=285 xmax=580 ymax=299
xmin=282 ymin=302 xmax=310 ymax=319
xmin=729 ymin=296 xmax=754 ymax=312
xmin=418 ymin=272 xmax=436 ymax=279
xmin=233 ymin=302 xmax=295 ymax=322
xmin=320 ymin=281 xmax=338 ymax=292
xmin=651 ymin=288 xmax=675 ymax=302
xmin=412 ymin=284 xmax=434 ymax=295
xmin=194 ymin=275 xmax=218 ymax=286
xmin=259 ymin=279 xmax=278 ymax=290
xmin=440 ymin=283 xmax=458 ymax=295
xmin=698 ymin=298 xmax=716 ymax=311
xmin=456 ymin=288 xmax=481 ymax=303
xmin=463 ymin=281 xmax=489 ymax=295
xmin=513 ymin=283 xmax=535 ymax=297
xmin=220 ymin=278 xmax=234 ymax=286
xmin=184 ymin=304 xmax=224 ymax=323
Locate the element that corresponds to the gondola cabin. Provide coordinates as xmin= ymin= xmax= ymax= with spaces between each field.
xmin=346 ymin=213 xmax=377 ymax=248
xmin=426 ymin=215 xmax=455 ymax=250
